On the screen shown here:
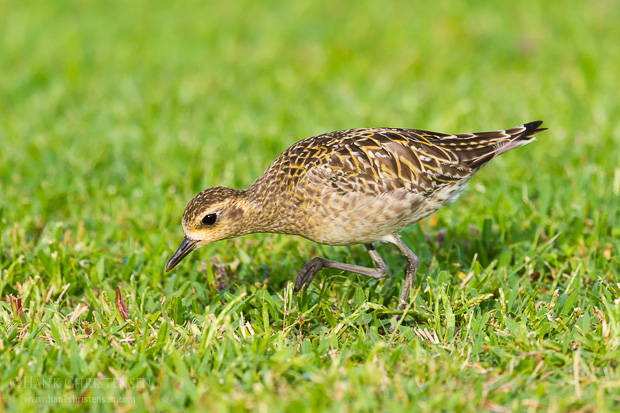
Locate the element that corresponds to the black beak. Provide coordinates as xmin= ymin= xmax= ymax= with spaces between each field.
xmin=166 ymin=236 xmax=199 ymax=272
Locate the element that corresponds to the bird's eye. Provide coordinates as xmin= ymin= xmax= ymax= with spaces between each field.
xmin=202 ymin=213 xmax=217 ymax=226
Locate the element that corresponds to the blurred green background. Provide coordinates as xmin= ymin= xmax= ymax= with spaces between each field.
xmin=1 ymin=1 xmax=618 ymax=229
xmin=1 ymin=0 xmax=619 ymax=411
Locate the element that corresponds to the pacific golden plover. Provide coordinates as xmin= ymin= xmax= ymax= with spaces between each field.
xmin=166 ymin=121 xmax=546 ymax=311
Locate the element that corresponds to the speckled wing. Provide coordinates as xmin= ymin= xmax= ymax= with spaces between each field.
xmin=250 ymin=134 xmax=337 ymax=197
xmin=303 ymin=121 xmax=546 ymax=197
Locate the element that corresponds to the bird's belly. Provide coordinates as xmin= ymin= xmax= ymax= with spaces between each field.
xmin=299 ymin=189 xmax=441 ymax=246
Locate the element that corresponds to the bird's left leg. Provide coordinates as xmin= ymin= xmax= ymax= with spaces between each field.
xmin=294 ymin=243 xmax=388 ymax=292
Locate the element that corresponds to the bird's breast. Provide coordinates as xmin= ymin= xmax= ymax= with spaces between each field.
xmin=283 ymin=187 xmax=440 ymax=245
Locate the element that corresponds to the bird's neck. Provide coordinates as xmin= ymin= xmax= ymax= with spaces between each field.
xmin=236 ymin=184 xmax=293 ymax=236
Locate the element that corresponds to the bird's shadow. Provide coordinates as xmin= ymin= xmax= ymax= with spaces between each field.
xmin=196 ymin=219 xmax=545 ymax=330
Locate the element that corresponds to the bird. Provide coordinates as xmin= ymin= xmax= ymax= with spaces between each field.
xmin=166 ymin=120 xmax=546 ymax=313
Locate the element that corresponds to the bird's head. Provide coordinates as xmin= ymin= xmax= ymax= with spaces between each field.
xmin=166 ymin=186 xmax=248 ymax=272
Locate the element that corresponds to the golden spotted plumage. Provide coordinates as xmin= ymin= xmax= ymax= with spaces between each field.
xmin=167 ymin=121 xmax=547 ymax=319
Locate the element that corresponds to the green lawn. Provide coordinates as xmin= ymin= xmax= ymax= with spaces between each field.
xmin=1 ymin=0 xmax=619 ymax=411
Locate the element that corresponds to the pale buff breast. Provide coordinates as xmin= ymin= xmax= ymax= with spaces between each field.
xmin=294 ymin=189 xmax=429 ymax=245
xmin=291 ymin=177 xmax=473 ymax=245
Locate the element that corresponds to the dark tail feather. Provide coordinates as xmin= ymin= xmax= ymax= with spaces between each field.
xmin=462 ymin=120 xmax=546 ymax=169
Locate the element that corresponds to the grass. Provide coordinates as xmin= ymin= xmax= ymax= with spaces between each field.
xmin=1 ymin=0 xmax=619 ymax=411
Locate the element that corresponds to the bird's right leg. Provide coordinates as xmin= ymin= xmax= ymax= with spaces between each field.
xmin=294 ymin=244 xmax=388 ymax=292
xmin=384 ymin=233 xmax=419 ymax=311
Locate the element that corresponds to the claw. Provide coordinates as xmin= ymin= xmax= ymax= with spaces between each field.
xmin=294 ymin=258 xmax=324 ymax=292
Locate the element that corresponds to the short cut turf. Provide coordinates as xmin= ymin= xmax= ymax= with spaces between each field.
xmin=1 ymin=0 xmax=619 ymax=411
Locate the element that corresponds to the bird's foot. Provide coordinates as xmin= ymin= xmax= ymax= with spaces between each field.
xmin=294 ymin=257 xmax=324 ymax=292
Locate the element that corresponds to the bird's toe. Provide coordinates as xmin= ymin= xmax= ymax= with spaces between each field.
xmin=294 ymin=257 xmax=324 ymax=292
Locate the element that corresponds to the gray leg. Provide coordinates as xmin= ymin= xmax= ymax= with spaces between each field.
xmin=294 ymin=244 xmax=388 ymax=292
xmin=384 ymin=233 xmax=419 ymax=311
